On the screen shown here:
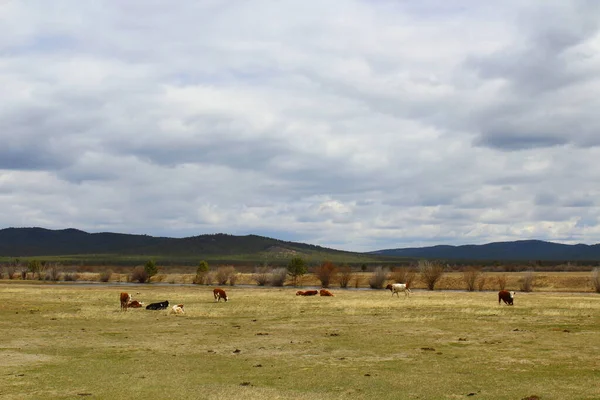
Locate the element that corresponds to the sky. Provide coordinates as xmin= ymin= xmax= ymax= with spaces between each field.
xmin=1 ymin=1 xmax=599 ymax=252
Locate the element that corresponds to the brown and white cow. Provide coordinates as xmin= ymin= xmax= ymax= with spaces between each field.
xmin=498 ymin=290 xmax=515 ymax=305
xmin=213 ymin=288 xmax=228 ymax=302
xmin=385 ymin=283 xmax=411 ymax=297
xmin=319 ymin=289 xmax=334 ymax=297
xmin=296 ymin=290 xmax=319 ymax=296
xmin=120 ymin=292 xmax=131 ymax=311
xmin=127 ymin=300 xmax=144 ymax=308
xmin=169 ymin=304 xmax=185 ymax=315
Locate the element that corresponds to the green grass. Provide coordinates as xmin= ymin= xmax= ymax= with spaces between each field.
xmin=0 ymin=285 xmax=598 ymax=399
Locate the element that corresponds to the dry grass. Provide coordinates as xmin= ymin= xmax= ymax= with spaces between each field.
xmin=0 ymin=284 xmax=598 ymax=400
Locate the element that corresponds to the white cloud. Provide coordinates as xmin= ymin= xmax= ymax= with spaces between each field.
xmin=1 ymin=0 xmax=599 ymax=252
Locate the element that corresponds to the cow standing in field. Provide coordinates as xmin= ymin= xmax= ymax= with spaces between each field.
xmin=386 ymin=283 xmax=411 ymax=297
xmin=498 ymin=290 xmax=515 ymax=305
xmin=213 ymin=288 xmax=228 ymax=302
xmin=120 ymin=292 xmax=131 ymax=311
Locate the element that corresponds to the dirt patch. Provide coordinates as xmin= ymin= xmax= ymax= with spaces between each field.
xmin=0 ymin=350 xmax=57 ymax=367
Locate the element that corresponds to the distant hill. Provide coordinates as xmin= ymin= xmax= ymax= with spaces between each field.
xmin=0 ymin=227 xmax=369 ymax=263
xmin=369 ymin=240 xmax=600 ymax=261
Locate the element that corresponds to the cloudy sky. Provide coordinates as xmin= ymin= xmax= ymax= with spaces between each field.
xmin=1 ymin=1 xmax=599 ymax=252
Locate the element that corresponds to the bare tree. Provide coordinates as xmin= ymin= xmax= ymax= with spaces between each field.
xmin=419 ymin=260 xmax=444 ymax=290
xmin=462 ymin=267 xmax=481 ymax=291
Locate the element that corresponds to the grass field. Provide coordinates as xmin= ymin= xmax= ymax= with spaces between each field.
xmin=0 ymin=284 xmax=598 ymax=400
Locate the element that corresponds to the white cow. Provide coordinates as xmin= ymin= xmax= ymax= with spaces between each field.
xmin=385 ymin=283 xmax=412 ymax=297
xmin=169 ymin=304 xmax=185 ymax=315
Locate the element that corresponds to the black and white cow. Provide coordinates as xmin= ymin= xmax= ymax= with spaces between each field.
xmin=146 ymin=300 xmax=169 ymax=310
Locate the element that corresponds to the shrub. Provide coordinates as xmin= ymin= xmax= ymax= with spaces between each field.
xmin=476 ymin=275 xmax=487 ymax=291
xmin=389 ymin=267 xmax=416 ymax=287
xmin=314 ymin=261 xmax=338 ymax=288
xmin=7 ymin=265 xmax=16 ymax=279
xmin=462 ymin=267 xmax=481 ymax=292
xmin=99 ymin=269 xmax=113 ymax=282
xmin=0 ymin=266 xmax=4 ymax=279
xmin=144 ymin=260 xmax=158 ymax=280
xmin=229 ymin=273 xmax=239 ymax=286
xmin=287 ymin=257 xmax=307 ymax=286
xmin=520 ymin=270 xmax=535 ymax=292
xmin=130 ymin=266 xmax=149 ymax=283
xmin=419 ymin=260 xmax=444 ymax=290
xmin=369 ymin=266 xmax=387 ymax=289
xmin=194 ymin=260 xmax=210 ymax=285
xmin=215 ymin=266 xmax=236 ymax=285
xmin=338 ymin=265 xmax=353 ymax=288
xmin=46 ymin=264 xmax=61 ymax=281
xmin=253 ymin=266 xmax=271 ymax=286
xmin=269 ymin=268 xmax=288 ymax=287
xmin=63 ymin=272 xmax=79 ymax=282
xmin=591 ymin=268 xmax=600 ymax=293
xmin=496 ymin=275 xmax=507 ymax=290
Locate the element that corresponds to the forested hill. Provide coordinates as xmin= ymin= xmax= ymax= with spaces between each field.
xmin=0 ymin=227 xmax=354 ymax=258
xmin=369 ymin=240 xmax=600 ymax=261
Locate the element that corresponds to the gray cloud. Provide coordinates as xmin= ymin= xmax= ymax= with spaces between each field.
xmin=1 ymin=1 xmax=599 ymax=251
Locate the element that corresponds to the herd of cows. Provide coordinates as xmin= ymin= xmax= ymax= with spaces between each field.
xmin=118 ymin=285 xmax=517 ymax=312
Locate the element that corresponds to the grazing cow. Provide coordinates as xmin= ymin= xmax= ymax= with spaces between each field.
xmin=127 ymin=300 xmax=144 ymax=308
xmin=120 ymin=292 xmax=131 ymax=311
xmin=296 ymin=290 xmax=319 ymax=296
xmin=213 ymin=288 xmax=228 ymax=302
xmin=319 ymin=289 xmax=334 ymax=296
xmin=498 ymin=290 xmax=515 ymax=305
xmin=385 ymin=283 xmax=412 ymax=297
xmin=169 ymin=304 xmax=185 ymax=315
xmin=146 ymin=300 xmax=169 ymax=310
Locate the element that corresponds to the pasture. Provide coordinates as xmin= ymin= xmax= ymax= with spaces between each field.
xmin=0 ymin=284 xmax=598 ymax=400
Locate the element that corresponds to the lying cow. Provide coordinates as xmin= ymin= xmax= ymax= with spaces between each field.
xmin=498 ymin=290 xmax=515 ymax=305
xmin=319 ymin=289 xmax=334 ymax=296
xmin=169 ymin=304 xmax=185 ymax=315
xmin=146 ymin=300 xmax=169 ymax=310
xmin=213 ymin=288 xmax=228 ymax=302
xmin=296 ymin=290 xmax=319 ymax=296
xmin=120 ymin=292 xmax=131 ymax=311
xmin=127 ymin=300 xmax=144 ymax=308
xmin=385 ymin=283 xmax=412 ymax=297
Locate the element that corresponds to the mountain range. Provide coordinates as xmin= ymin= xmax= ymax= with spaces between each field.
xmin=1 ymin=227 xmax=600 ymax=262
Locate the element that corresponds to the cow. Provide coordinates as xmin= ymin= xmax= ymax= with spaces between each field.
xmin=498 ymin=290 xmax=515 ymax=305
xmin=146 ymin=300 xmax=169 ymax=310
xmin=385 ymin=283 xmax=412 ymax=297
xmin=213 ymin=288 xmax=228 ymax=302
xmin=319 ymin=289 xmax=334 ymax=296
xmin=296 ymin=290 xmax=319 ymax=296
xmin=127 ymin=300 xmax=144 ymax=308
xmin=169 ymin=304 xmax=185 ymax=315
xmin=120 ymin=292 xmax=131 ymax=311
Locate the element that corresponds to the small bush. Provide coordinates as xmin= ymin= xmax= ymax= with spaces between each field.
xmin=389 ymin=267 xmax=416 ymax=287
xmin=7 ymin=265 xmax=16 ymax=279
xmin=520 ymin=270 xmax=535 ymax=292
xmin=63 ymin=272 xmax=79 ymax=281
xmin=269 ymin=268 xmax=288 ymax=287
xmin=99 ymin=269 xmax=113 ymax=282
xmin=338 ymin=265 xmax=353 ymax=288
xmin=591 ymin=268 xmax=600 ymax=293
xmin=476 ymin=275 xmax=487 ymax=291
xmin=130 ymin=266 xmax=149 ymax=283
xmin=287 ymin=257 xmax=307 ymax=286
xmin=496 ymin=275 xmax=507 ymax=290
xmin=144 ymin=260 xmax=158 ymax=280
xmin=193 ymin=260 xmax=210 ymax=285
xmin=229 ymin=273 xmax=239 ymax=286
xmin=314 ymin=261 xmax=338 ymax=288
xmin=215 ymin=266 xmax=236 ymax=285
xmin=0 ymin=266 xmax=4 ymax=279
xmin=462 ymin=267 xmax=481 ymax=292
xmin=253 ymin=266 xmax=271 ymax=286
xmin=369 ymin=266 xmax=387 ymax=289
xmin=46 ymin=264 xmax=61 ymax=281
xmin=419 ymin=260 xmax=444 ymax=290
